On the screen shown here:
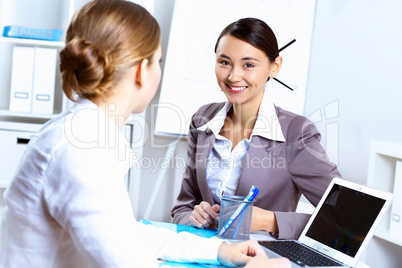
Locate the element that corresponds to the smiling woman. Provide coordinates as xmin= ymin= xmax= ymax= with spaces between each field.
xmin=171 ymin=17 xmax=342 ymax=240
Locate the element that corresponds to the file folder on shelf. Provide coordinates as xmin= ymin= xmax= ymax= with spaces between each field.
xmin=3 ymin=26 xmax=63 ymax=41
xmin=9 ymin=46 xmax=35 ymax=113
xmin=32 ymin=47 xmax=57 ymax=114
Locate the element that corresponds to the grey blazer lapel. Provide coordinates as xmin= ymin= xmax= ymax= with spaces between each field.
xmin=236 ymin=136 xmax=283 ymax=198
xmin=195 ymin=129 xmax=215 ymax=204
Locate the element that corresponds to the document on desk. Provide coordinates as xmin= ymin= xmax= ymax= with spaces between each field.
xmin=158 ymin=261 xmax=221 ymax=268
xmin=139 ymin=220 xmax=220 ymax=267
xmin=140 ymin=220 xmax=276 ymax=267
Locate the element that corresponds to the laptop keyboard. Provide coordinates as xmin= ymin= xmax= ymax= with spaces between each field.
xmin=259 ymin=240 xmax=343 ymax=267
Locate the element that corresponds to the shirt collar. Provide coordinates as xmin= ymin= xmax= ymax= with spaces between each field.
xmin=197 ymin=93 xmax=286 ymax=142
xmin=68 ymin=98 xmax=98 ymax=113
xmin=197 ymin=102 xmax=230 ymax=137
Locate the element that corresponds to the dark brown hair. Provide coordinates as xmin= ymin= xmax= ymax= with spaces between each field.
xmin=59 ymin=0 xmax=161 ymax=101
xmin=214 ymin=17 xmax=278 ymax=62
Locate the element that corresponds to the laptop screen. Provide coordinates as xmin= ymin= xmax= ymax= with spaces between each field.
xmin=305 ymin=183 xmax=385 ymax=257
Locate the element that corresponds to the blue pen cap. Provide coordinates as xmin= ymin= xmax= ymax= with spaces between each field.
xmin=246 ymin=185 xmax=259 ymax=201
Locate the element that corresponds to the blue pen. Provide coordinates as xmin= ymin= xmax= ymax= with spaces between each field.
xmin=232 ymin=207 xmax=247 ymax=239
xmin=232 ymin=186 xmax=259 ymax=239
xmin=218 ymin=185 xmax=259 ymax=237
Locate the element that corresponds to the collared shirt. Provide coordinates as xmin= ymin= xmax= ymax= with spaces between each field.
xmin=197 ymin=93 xmax=286 ymax=203
xmin=0 ymin=99 xmax=221 ymax=267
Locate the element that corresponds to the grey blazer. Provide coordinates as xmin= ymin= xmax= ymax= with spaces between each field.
xmin=171 ymin=102 xmax=342 ymax=239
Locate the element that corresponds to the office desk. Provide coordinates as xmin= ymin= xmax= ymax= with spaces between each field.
xmin=140 ymin=220 xmax=370 ymax=268
xmin=158 ymin=232 xmax=277 ymax=268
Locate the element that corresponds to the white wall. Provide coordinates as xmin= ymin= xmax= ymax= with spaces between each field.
xmin=305 ymin=1 xmax=402 ymax=267
xmin=306 ymin=0 xmax=402 ymax=183
xmin=130 ymin=0 xmax=402 ymax=267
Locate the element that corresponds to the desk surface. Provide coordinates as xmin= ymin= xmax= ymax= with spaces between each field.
xmin=141 ymin=220 xmax=370 ymax=268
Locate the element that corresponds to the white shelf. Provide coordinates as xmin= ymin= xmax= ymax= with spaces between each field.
xmin=367 ymin=140 xmax=402 ymax=247
xmin=376 ymin=228 xmax=402 ymax=246
xmin=0 ymin=0 xmax=75 ymax=192
xmin=0 ymin=0 xmax=94 ymax=191
xmin=0 ymin=121 xmax=43 ymax=132
xmin=0 ymin=37 xmax=64 ymax=48
xmin=0 ymin=109 xmax=58 ymax=120
xmin=0 ymin=0 xmax=92 ymax=119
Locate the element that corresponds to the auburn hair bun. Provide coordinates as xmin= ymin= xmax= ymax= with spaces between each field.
xmin=59 ymin=37 xmax=114 ymax=100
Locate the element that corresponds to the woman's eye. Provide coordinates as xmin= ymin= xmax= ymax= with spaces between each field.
xmin=219 ymin=60 xmax=230 ymax=66
xmin=244 ymin=63 xmax=254 ymax=68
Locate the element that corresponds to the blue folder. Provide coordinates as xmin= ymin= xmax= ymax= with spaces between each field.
xmin=139 ymin=219 xmax=218 ymax=238
xmin=3 ymin=26 xmax=63 ymax=41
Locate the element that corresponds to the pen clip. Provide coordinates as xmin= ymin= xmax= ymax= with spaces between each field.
xmin=244 ymin=185 xmax=259 ymax=202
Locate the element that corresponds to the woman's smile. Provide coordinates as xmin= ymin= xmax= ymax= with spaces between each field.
xmin=226 ymin=84 xmax=248 ymax=93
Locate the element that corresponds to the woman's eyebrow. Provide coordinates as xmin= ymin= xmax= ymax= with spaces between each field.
xmin=217 ymin=53 xmax=230 ymax=59
xmin=217 ymin=54 xmax=259 ymax=62
xmin=241 ymin=57 xmax=259 ymax=62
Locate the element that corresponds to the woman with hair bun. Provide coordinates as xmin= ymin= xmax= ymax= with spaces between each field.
xmin=0 ymin=2 xmax=290 ymax=267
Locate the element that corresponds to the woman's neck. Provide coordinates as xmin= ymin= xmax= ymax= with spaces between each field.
xmin=220 ymin=93 xmax=264 ymax=145
xmin=230 ymin=92 xmax=264 ymax=131
xmin=91 ymin=95 xmax=131 ymax=130
xmin=231 ymin=103 xmax=258 ymax=129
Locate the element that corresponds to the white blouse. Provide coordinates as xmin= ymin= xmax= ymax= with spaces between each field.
xmin=0 ymin=99 xmax=222 ymax=267
xmin=197 ymin=93 xmax=286 ymax=203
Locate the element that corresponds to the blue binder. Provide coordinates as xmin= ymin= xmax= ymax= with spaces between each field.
xmin=3 ymin=26 xmax=63 ymax=41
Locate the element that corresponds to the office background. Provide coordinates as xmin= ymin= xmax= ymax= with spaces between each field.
xmin=0 ymin=0 xmax=400 ymax=267
xmin=128 ymin=0 xmax=402 ymax=267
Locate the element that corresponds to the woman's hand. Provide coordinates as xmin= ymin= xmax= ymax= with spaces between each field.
xmin=251 ymin=206 xmax=279 ymax=233
xmin=217 ymin=240 xmax=290 ymax=268
xmin=189 ymin=201 xmax=220 ymax=229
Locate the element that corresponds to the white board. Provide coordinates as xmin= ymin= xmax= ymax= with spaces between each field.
xmin=155 ymin=0 xmax=316 ymax=136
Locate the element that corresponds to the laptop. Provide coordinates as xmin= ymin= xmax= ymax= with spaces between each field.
xmin=259 ymin=177 xmax=393 ymax=267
